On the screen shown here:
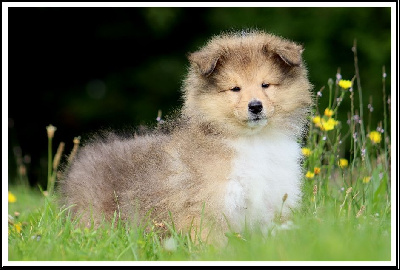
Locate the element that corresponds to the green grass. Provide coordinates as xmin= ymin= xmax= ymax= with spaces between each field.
xmin=7 ymin=44 xmax=393 ymax=264
xmin=6 ymin=183 xmax=392 ymax=262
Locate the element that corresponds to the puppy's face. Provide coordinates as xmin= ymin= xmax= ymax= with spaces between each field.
xmin=184 ymin=31 xmax=313 ymax=136
xmin=210 ymin=54 xmax=282 ymax=131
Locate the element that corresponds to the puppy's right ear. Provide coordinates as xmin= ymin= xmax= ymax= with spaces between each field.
xmin=188 ymin=50 xmax=221 ymax=77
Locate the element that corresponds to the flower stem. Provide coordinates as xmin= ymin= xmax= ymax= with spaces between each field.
xmin=382 ymin=66 xmax=388 ymax=170
xmin=353 ymin=39 xmax=371 ymax=173
xmin=47 ymin=136 xmax=53 ymax=195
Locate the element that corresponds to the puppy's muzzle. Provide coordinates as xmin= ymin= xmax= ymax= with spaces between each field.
xmin=248 ymin=100 xmax=263 ymax=115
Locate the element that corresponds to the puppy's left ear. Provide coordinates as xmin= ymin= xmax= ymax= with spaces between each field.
xmin=265 ymin=43 xmax=304 ymax=67
xmin=188 ymin=50 xmax=221 ymax=77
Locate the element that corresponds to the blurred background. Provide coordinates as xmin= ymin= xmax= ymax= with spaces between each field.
xmin=7 ymin=6 xmax=391 ymax=188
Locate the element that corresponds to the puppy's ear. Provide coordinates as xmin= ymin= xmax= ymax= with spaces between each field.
xmin=188 ymin=50 xmax=221 ymax=77
xmin=264 ymin=43 xmax=304 ymax=67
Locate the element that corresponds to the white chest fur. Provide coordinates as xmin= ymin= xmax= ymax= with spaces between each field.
xmin=224 ymin=132 xmax=302 ymax=231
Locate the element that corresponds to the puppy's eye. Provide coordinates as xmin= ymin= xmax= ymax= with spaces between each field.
xmin=230 ymin=86 xmax=241 ymax=92
xmin=261 ymin=83 xmax=270 ymax=88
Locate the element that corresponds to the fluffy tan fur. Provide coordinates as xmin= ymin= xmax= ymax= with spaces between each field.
xmin=58 ymin=29 xmax=313 ymax=242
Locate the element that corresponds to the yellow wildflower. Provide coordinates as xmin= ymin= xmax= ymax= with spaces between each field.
xmin=312 ymin=116 xmax=322 ymax=127
xmin=8 ymin=191 xmax=17 ymax=203
xmin=338 ymin=158 xmax=348 ymax=169
xmin=368 ymin=131 xmax=382 ymax=144
xmin=14 ymin=222 xmax=22 ymax=233
xmin=301 ymin=148 xmax=312 ymax=157
xmin=362 ymin=176 xmax=371 ymax=183
xmin=320 ymin=118 xmax=339 ymax=131
xmin=305 ymin=171 xmax=315 ymax=179
xmin=314 ymin=167 xmax=321 ymax=175
xmin=338 ymin=79 xmax=352 ymax=89
xmin=312 ymin=116 xmax=339 ymax=131
xmin=324 ymin=108 xmax=334 ymax=117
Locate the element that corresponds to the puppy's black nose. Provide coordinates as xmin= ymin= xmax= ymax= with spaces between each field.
xmin=248 ymin=100 xmax=263 ymax=114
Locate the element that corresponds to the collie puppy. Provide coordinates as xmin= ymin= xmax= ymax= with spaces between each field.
xmin=59 ymin=29 xmax=313 ymax=242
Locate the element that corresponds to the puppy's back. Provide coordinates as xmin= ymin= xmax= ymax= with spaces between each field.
xmin=58 ymin=132 xmax=171 ymax=226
